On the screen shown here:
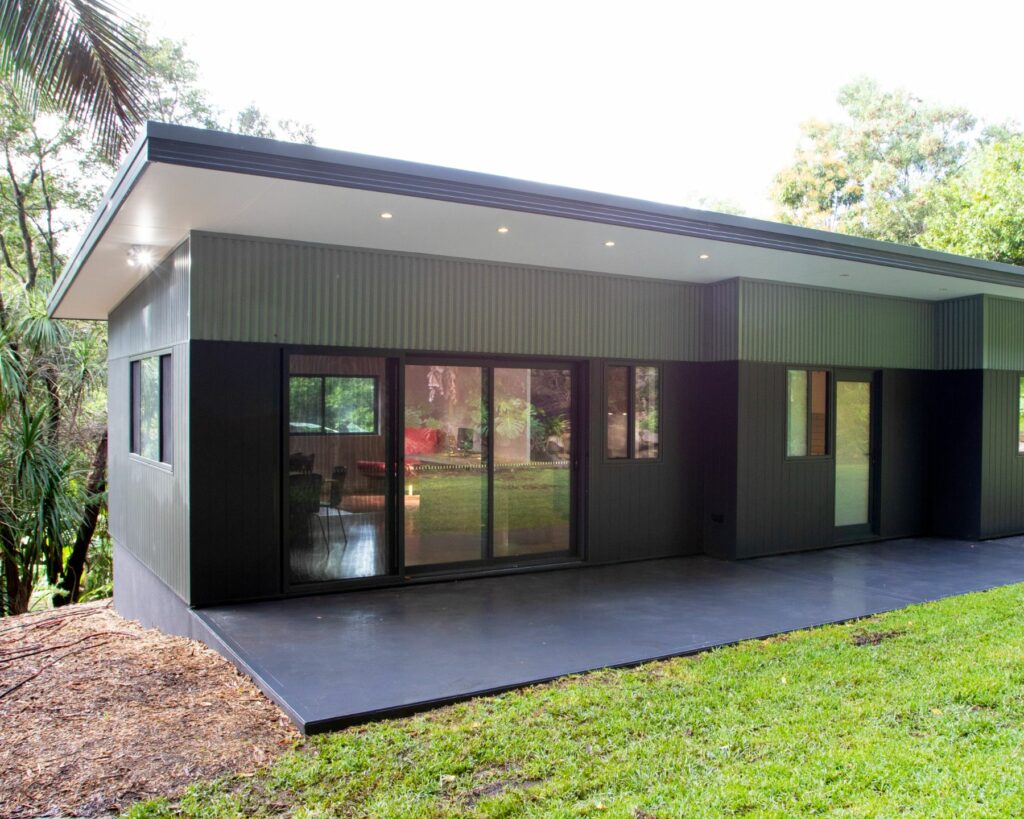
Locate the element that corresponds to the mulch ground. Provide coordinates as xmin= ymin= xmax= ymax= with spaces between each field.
xmin=0 ymin=601 xmax=299 ymax=818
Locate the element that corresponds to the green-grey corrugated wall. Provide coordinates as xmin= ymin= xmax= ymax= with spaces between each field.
xmin=935 ymin=296 xmax=985 ymax=370
xmin=190 ymin=232 xmax=703 ymax=361
xmin=984 ymin=296 xmax=1024 ymax=371
xmin=738 ymin=279 xmax=935 ymax=369
xmin=188 ymin=231 xmax=1023 ymax=371
xmin=108 ymin=240 xmax=190 ymax=601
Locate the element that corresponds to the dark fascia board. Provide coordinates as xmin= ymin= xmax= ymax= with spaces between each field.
xmin=48 ymin=121 xmax=1024 ymax=316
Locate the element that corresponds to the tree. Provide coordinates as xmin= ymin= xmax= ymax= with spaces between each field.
xmin=0 ymin=81 xmax=107 ymax=614
xmin=920 ymin=136 xmax=1024 ymax=266
xmin=0 ymin=0 xmax=148 ymax=158
xmin=234 ymin=102 xmax=315 ymax=144
xmin=773 ymin=78 xmax=978 ymax=245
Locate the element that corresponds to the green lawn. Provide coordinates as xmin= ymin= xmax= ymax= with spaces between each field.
xmin=128 ymin=584 xmax=1024 ymax=817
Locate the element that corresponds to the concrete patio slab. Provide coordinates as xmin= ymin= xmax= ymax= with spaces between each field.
xmin=196 ymin=536 xmax=1024 ymax=733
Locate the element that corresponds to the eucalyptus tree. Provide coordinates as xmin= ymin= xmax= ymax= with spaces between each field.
xmin=773 ymin=78 xmax=978 ymax=245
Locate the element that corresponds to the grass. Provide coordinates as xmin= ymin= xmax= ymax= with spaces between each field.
xmin=126 ymin=583 xmax=1024 ymax=817
xmin=412 ymin=467 xmax=570 ymax=534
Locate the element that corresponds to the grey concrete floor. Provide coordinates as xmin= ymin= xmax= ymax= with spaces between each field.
xmin=197 ymin=536 xmax=1024 ymax=733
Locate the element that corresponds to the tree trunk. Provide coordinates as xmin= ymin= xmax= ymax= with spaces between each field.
xmin=2 ymin=535 xmax=33 ymax=616
xmin=53 ymin=430 xmax=108 ymax=607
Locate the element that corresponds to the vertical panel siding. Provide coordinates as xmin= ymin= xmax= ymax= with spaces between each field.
xmin=738 ymin=280 xmax=934 ymax=369
xmin=930 ymin=370 xmax=983 ymax=538
xmin=983 ymin=296 xmax=1024 ymax=371
xmin=700 ymin=361 xmax=739 ymax=558
xmin=876 ymin=370 xmax=931 ymax=538
xmin=734 ymin=362 xmax=833 ymax=557
xmin=980 ymin=370 xmax=1024 ymax=537
xmin=109 ymin=241 xmax=190 ymax=360
xmin=587 ymin=361 xmax=701 ymax=563
xmin=108 ymin=241 xmax=190 ymax=600
xmin=934 ymin=296 xmax=984 ymax=370
xmin=700 ymin=279 xmax=740 ymax=361
xmin=189 ymin=341 xmax=281 ymax=605
xmin=190 ymin=232 xmax=702 ymax=361
xmin=108 ymin=345 xmax=190 ymax=601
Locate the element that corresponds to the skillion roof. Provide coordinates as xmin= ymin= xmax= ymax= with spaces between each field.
xmin=48 ymin=121 xmax=1024 ymax=320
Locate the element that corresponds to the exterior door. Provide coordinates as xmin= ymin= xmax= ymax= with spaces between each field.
xmin=834 ymin=372 xmax=876 ymax=542
xmin=285 ymin=353 xmax=395 ymax=587
xmin=402 ymin=360 xmax=577 ymax=572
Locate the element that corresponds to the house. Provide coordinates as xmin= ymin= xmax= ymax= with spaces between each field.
xmin=49 ymin=123 xmax=1024 ymax=718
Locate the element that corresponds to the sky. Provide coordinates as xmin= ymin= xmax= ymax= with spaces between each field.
xmin=128 ymin=0 xmax=1024 ymax=218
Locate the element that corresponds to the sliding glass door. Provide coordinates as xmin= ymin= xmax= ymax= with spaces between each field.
xmin=286 ymin=353 xmax=393 ymax=585
xmin=402 ymin=364 xmax=488 ymax=567
xmin=403 ymin=360 xmax=577 ymax=570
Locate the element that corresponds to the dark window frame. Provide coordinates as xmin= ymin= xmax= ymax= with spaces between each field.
xmin=287 ymin=373 xmax=380 ymax=436
xmin=604 ymin=362 xmax=662 ymax=462
xmin=1018 ymin=374 xmax=1024 ymax=456
xmin=786 ymin=367 xmax=830 ymax=460
xmin=129 ymin=352 xmax=173 ymax=466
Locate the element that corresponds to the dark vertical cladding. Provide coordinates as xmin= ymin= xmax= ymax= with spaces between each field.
xmin=189 ymin=341 xmax=282 ymax=605
xmin=699 ymin=361 xmax=739 ymax=558
xmin=586 ymin=361 xmax=701 ymax=562
xmin=930 ymin=370 xmax=983 ymax=538
xmin=734 ymin=363 xmax=832 ymax=558
xmin=876 ymin=370 xmax=932 ymax=538
xmin=980 ymin=370 xmax=1024 ymax=537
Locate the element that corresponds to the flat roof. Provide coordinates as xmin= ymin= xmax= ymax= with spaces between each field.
xmin=49 ymin=121 xmax=1024 ymax=319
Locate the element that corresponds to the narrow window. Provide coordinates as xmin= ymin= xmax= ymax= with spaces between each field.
xmin=606 ymin=365 xmax=629 ymax=459
xmin=606 ymin=364 xmax=660 ymax=460
xmin=130 ymin=353 xmax=172 ymax=465
xmin=1018 ymin=375 xmax=1024 ymax=454
xmin=787 ymin=368 xmax=829 ymax=457
xmin=289 ymin=374 xmax=378 ymax=435
xmin=786 ymin=370 xmax=808 ymax=457
xmin=634 ymin=366 xmax=659 ymax=459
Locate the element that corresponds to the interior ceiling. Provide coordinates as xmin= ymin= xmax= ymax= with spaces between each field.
xmin=55 ymin=162 xmax=1024 ymax=319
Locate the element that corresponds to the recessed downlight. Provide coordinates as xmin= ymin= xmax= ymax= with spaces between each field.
xmin=604 ymin=240 xmax=616 ymax=247
xmin=380 ymin=212 xmax=393 ymax=219
xmin=127 ymin=245 xmax=155 ymax=269
xmin=699 ymin=253 xmax=710 ymax=260
xmin=497 ymin=226 xmax=510 ymax=234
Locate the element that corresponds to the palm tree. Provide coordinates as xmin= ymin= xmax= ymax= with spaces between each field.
xmin=0 ymin=0 xmax=147 ymax=158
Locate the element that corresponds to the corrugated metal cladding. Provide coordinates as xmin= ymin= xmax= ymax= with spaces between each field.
xmin=980 ymin=370 xmax=1024 ymax=537
xmin=934 ymin=296 xmax=985 ymax=370
xmin=189 ymin=232 xmax=703 ymax=361
xmin=984 ymin=297 xmax=1024 ymax=371
xmin=108 ymin=243 xmax=190 ymax=601
xmin=108 ymin=240 xmax=190 ymax=360
xmin=738 ymin=280 xmax=935 ymax=370
xmin=700 ymin=280 xmax=739 ymax=361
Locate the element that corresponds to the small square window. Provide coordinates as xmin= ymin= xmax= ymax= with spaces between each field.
xmin=787 ymin=368 xmax=829 ymax=458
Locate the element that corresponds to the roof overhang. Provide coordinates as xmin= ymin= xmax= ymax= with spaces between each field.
xmin=49 ymin=121 xmax=1024 ymax=320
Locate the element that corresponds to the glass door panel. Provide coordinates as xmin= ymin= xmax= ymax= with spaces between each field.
xmin=287 ymin=354 xmax=390 ymax=584
xmin=403 ymin=365 xmax=487 ymax=566
xmin=835 ymin=380 xmax=872 ymax=528
xmin=493 ymin=368 xmax=573 ymax=557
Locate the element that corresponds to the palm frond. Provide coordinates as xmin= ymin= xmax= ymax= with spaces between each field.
xmin=0 ymin=0 xmax=147 ymax=158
